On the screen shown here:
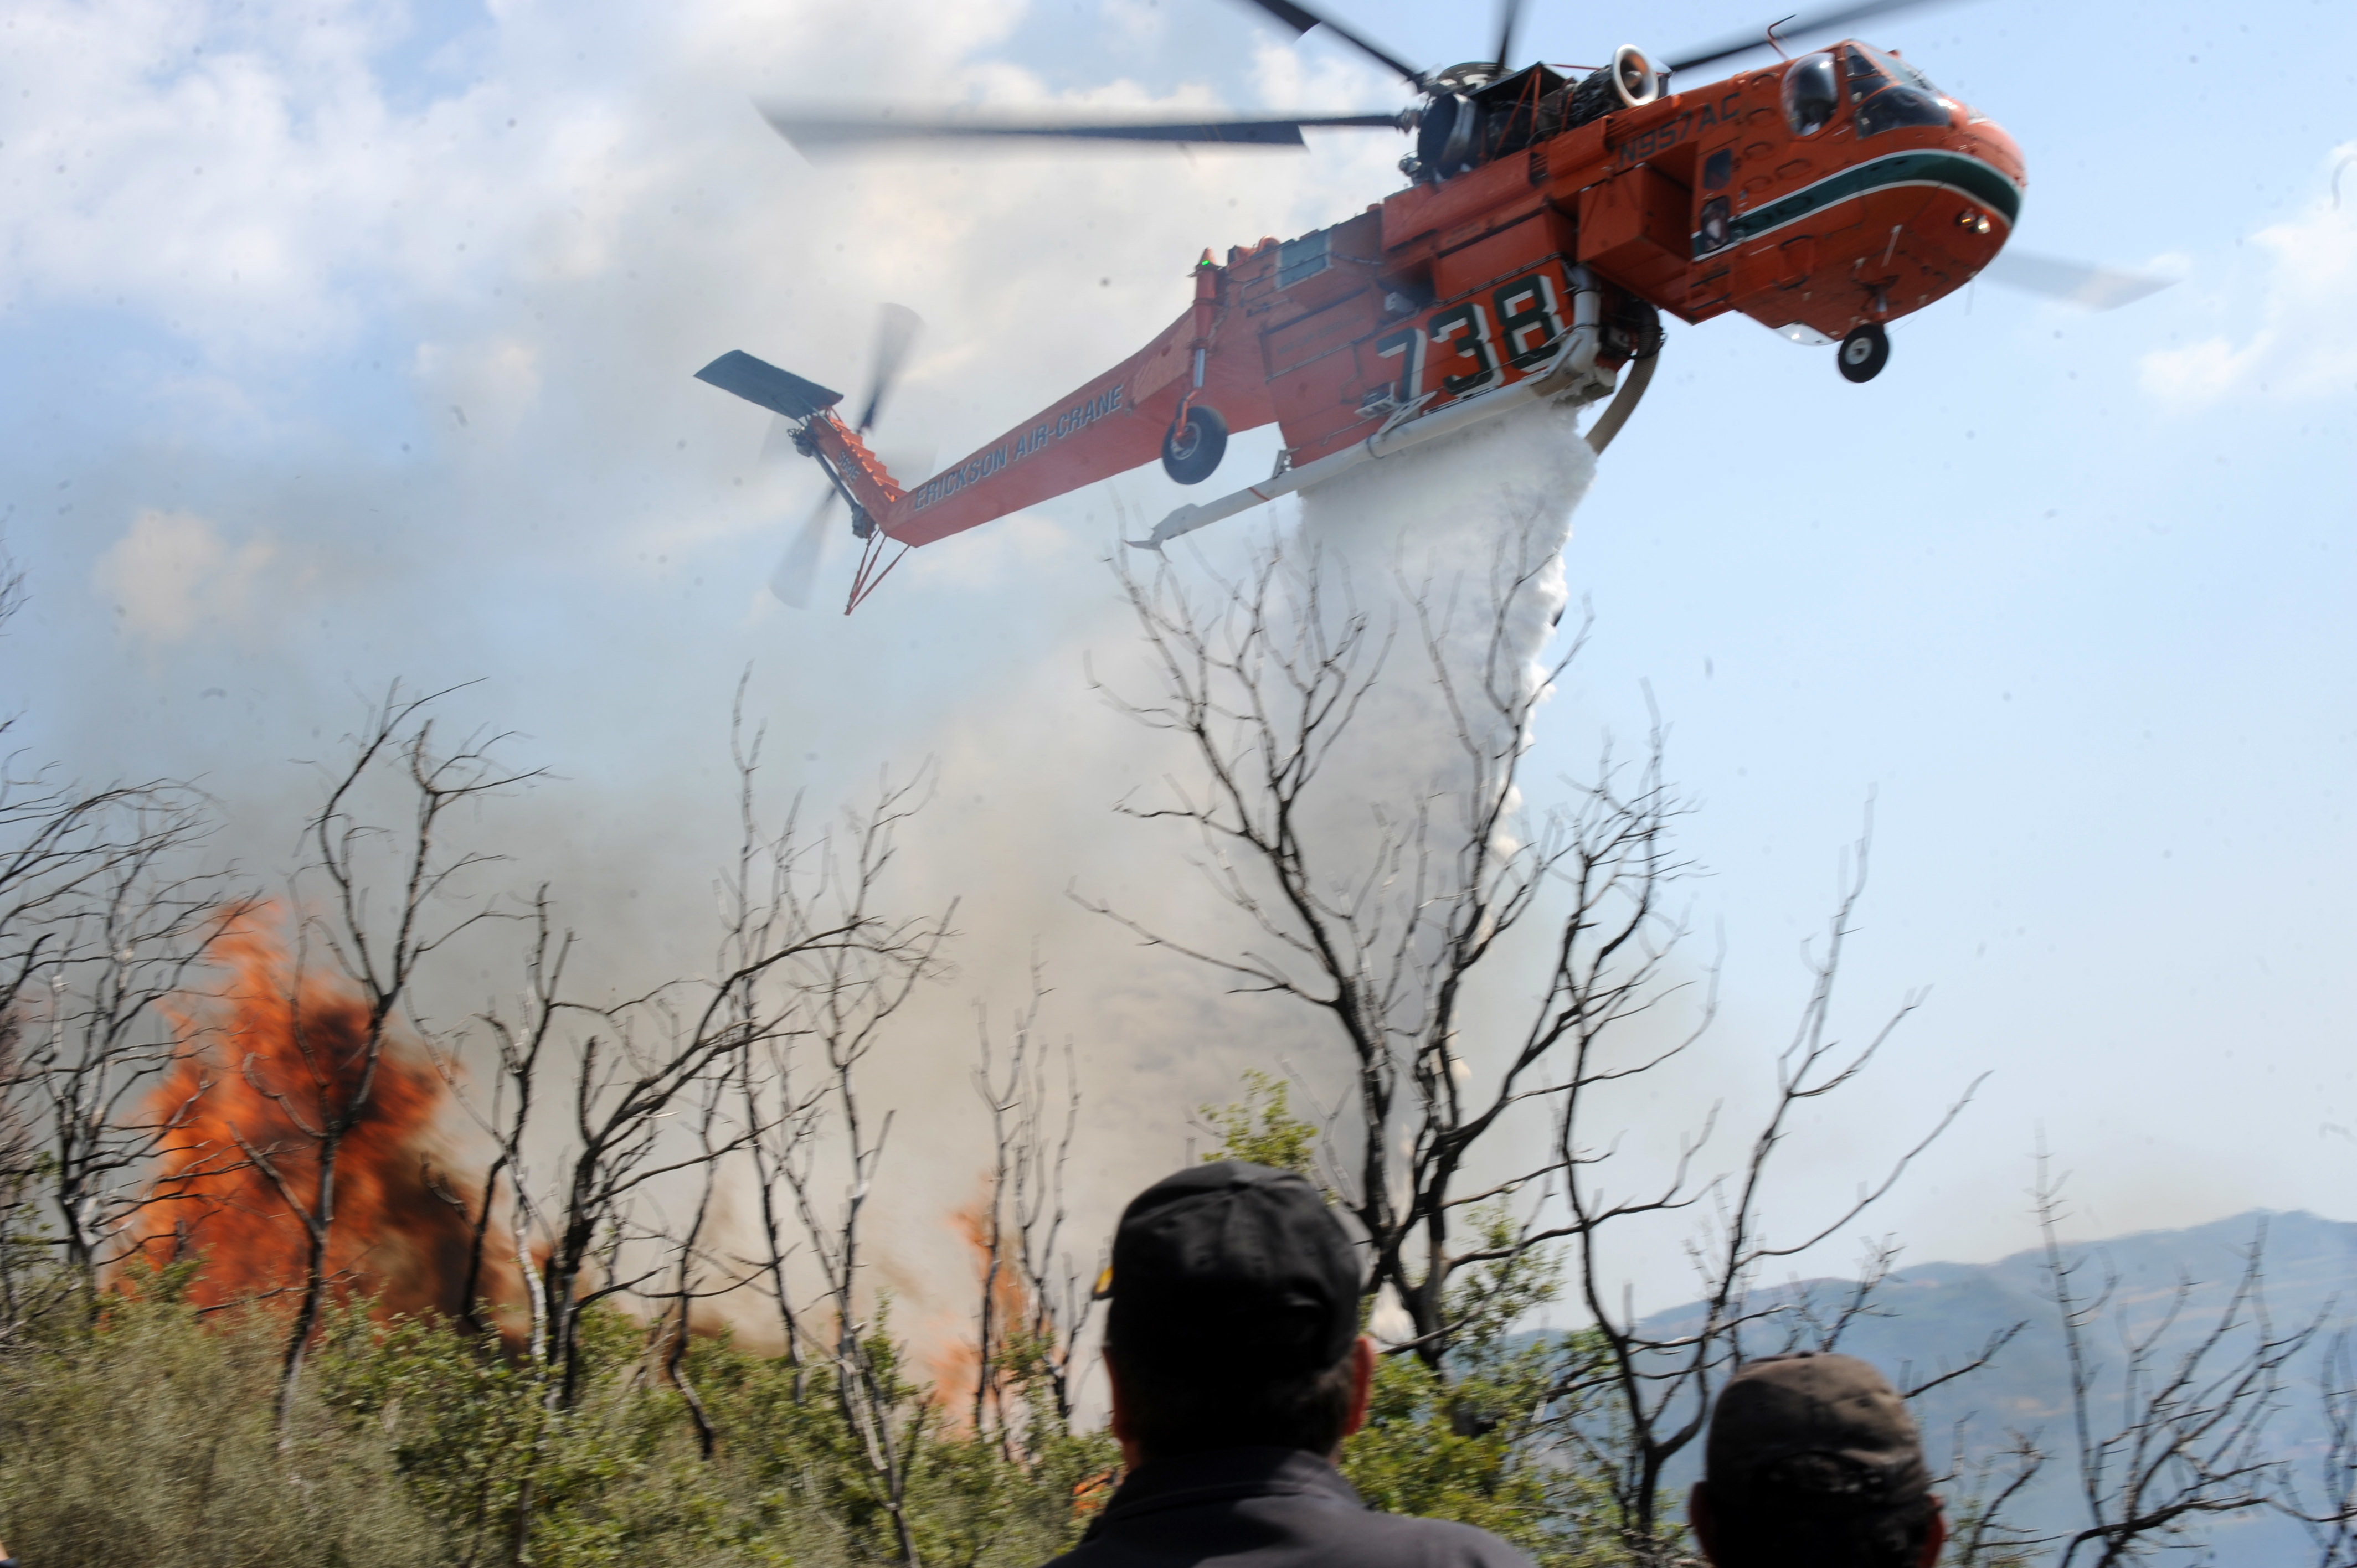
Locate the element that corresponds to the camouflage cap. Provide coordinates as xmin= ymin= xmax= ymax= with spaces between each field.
xmin=1705 ymin=1352 xmax=1930 ymax=1513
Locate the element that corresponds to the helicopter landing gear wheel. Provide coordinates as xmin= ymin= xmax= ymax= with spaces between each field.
xmin=1837 ymin=322 xmax=1890 ymax=383
xmin=1161 ymin=404 xmax=1228 ymax=485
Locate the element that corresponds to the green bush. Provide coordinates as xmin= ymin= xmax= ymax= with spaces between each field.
xmin=0 ymin=1285 xmax=430 ymax=1568
xmin=0 ymin=1273 xmax=1118 ymax=1568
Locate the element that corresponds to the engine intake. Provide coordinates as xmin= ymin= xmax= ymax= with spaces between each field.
xmin=1567 ymin=44 xmax=1660 ymax=129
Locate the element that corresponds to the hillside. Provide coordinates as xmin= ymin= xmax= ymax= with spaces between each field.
xmin=1638 ymin=1209 xmax=2357 ymax=1564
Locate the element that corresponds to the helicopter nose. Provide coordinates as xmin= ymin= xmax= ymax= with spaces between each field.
xmin=1958 ymin=111 xmax=2025 ymax=192
xmin=1923 ymin=112 xmax=2025 ymax=281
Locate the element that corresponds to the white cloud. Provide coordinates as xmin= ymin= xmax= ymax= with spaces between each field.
xmin=2140 ymin=142 xmax=2357 ymax=409
xmin=414 ymin=336 xmax=542 ymax=443
xmin=0 ymin=0 xmax=1032 ymax=363
xmin=91 ymin=508 xmax=276 ymax=642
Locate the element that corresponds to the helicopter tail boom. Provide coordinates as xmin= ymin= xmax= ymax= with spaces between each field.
xmin=868 ymin=288 xmax=1276 ymax=548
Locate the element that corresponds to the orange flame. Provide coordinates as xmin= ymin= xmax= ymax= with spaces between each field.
xmin=927 ymin=1182 xmax=1038 ymax=1418
xmin=131 ymin=907 xmax=514 ymax=1324
xmin=1071 ymin=1468 xmax=1118 ymax=1521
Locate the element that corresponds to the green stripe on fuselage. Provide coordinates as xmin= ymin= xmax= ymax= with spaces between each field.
xmin=1697 ymin=152 xmax=2022 ymax=259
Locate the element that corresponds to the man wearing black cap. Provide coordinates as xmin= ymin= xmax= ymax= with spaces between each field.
xmin=1053 ymin=1161 xmax=1533 ymax=1568
xmin=1689 ymin=1352 xmax=1947 ymax=1568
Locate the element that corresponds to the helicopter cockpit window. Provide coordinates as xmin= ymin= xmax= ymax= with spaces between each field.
xmin=1847 ymin=44 xmax=1953 ymax=136
xmin=1889 ymin=52 xmax=1943 ymax=97
xmin=1780 ymin=53 xmax=1841 ymax=136
xmin=1844 ymin=47 xmax=1893 ymax=96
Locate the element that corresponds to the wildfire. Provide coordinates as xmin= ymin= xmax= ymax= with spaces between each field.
xmin=131 ymin=907 xmax=514 ymax=1324
xmin=927 ymin=1187 xmax=1037 ymax=1417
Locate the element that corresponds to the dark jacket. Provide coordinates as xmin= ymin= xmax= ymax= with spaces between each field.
xmin=1045 ymin=1447 xmax=1535 ymax=1568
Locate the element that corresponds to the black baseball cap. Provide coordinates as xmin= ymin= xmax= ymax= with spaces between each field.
xmin=1705 ymin=1352 xmax=1930 ymax=1513
xmin=1099 ymin=1161 xmax=1362 ymax=1374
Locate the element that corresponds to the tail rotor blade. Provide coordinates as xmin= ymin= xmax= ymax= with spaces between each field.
xmin=857 ymin=304 xmax=923 ymax=432
xmin=1980 ymin=250 xmax=2176 ymax=311
xmin=760 ymin=413 xmax=799 ymax=463
xmin=770 ymin=491 xmax=837 ymax=608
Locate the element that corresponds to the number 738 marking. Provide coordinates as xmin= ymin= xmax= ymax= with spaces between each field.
xmin=1368 ymin=269 xmax=1569 ymax=405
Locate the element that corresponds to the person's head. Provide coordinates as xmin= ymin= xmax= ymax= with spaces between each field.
xmin=1097 ymin=1160 xmax=1373 ymax=1465
xmin=1689 ymin=1353 xmax=1946 ymax=1568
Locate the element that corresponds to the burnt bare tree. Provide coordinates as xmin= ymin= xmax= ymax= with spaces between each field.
xmin=1094 ymin=534 xmax=1975 ymax=1565
xmin=427 ymin=701 xmax=947 ymax=1565
xmin=1552 ymin=838 xmax=1975 ymax=1563
xmin=0 ymin=603 xmax=215 ymax=1053
xmin=1897 ymin=1165 xmax=2357 ymax=1568
xmin=1941 ymin=1426 xmax=2049 ymax=1568
xmin=969 ymin=966 xmax=1095 ymax=1442
xmin=0 ymin=558 xmax=243 ymax=1324
xmin=233 ymin=684 xmax=534 ymax=1432
xmin=17 ymin=804 xmax=233 ymax=1299
xmin=0 ymin=772 xmax=199 ymax=1043
xmin=496 ymin=786 xmax=927 ymax=1411
xmin=430 ymin=885 xmax=570 ymax=1347
xmin=653 ymin=1060 xmax=739 ymax=1461
xmin=2288 ymin=1330 xmax=2357 ymax=1567
xmin=1092 ymin=534 xmax=1664 ymax=1365
xmin=2029 ymin=1158 xmax=2318 ymax=1568
xmin=752 ymin=770 xmax=953 ymax=1568
xmin=0 ymin=1014 xmax=32 ymax=1337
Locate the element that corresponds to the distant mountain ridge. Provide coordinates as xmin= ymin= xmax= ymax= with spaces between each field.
xmin=1634 ymin=1209 xmax=2357 ymax=1565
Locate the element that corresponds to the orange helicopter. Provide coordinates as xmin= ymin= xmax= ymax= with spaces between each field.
xmin=699 ymin=0 xmax=2163 ymax=611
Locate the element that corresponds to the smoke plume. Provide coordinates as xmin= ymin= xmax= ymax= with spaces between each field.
xmin=105 ymin=404 xmax=1609 ymax=1358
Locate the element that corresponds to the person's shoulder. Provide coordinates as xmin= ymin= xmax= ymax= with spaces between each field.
xmin=1337 ymin=1506 xmax=1537 ymax=1567
xmin=1043 ymin=1505 xmax=1532 ymax=1568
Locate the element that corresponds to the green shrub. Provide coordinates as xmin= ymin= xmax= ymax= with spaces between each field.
xmin=0 ymin=1276 xmax=1115 ymax=1568
xmin=0 ymin=1287 xmax=429 ymax=1568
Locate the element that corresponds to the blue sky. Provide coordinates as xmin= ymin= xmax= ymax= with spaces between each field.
xmin=3 ymin=0 xmax=2353 ymax=1321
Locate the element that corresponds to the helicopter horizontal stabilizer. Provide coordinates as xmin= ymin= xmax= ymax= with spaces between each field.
xmin=694 ymin=351 xmax=843 ymax=421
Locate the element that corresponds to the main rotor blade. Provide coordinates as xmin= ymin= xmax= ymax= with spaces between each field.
xmin=857 ymin=304 xmax=922 ymax=433
xmin=770 ymin=492 xmax=837 ymax=609
xmin=1492 ymin=0 xmax=1526 ymax=72
xmin=1227 ymin=0 xmax=1429 ymax=86
xmin=1981 ymin=250 xmax=2175 ymax=311
xmin=762 ymin=107 xmax=1400 ymax=155
xmin=1662 ymin=0 xmax=1975 ymax=75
